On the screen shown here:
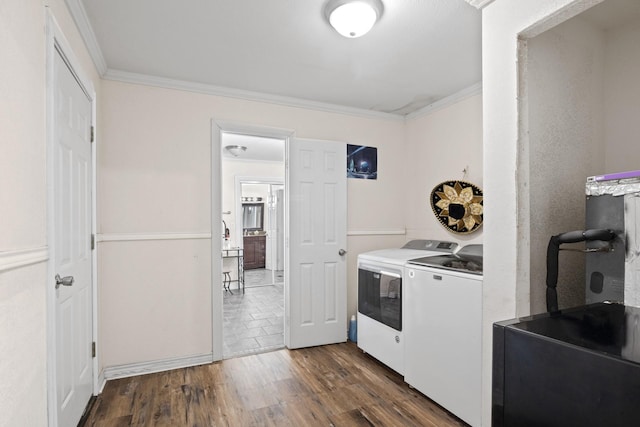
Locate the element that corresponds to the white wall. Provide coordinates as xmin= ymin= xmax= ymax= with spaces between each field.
xmin=404 ymin=93 xmax=484 ymax=246
xmin=482 ymin=0 xmax=607 ymax=425
xmin=527 ymin=15 xmax=606 ymax=313
xmin=98 ymin=79 xmax=407 ymax=368
xmin=0 ymin=1 xmax=101 ymax=425
xmin=603 ymin=19 xmax=640 ymax=172
xmin=526 ymin=11 xmax=640 ymax=315
xmin=98 ymin=77 xmax=484 ymax=371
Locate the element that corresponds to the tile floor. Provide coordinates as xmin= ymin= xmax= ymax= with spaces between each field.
xmin=223 ymin=269 xmax=284 ymax=359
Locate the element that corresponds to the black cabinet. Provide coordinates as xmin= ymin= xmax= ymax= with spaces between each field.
xmin=493 ymin=303 xmax=640 ymax=427
xmin=243 ymin=235 xmax=266 ymax=270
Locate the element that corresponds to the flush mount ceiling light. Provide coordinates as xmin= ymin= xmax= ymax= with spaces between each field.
xmin=224 ymin=145 xmax=247 ymax=157
xmin=324 ymin=0 xmax=384 ymax=38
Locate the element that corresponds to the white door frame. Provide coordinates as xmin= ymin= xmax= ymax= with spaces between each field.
xmin=211 ymin=121 xmax=294 ymax=361
xmin=45 ymin=11 xmax=99 ymax=427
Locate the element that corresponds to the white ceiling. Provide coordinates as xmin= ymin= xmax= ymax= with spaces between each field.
xmin=222 ymin=133 xmax=284 ymax=162
xmin=73 ymin=0 xmax=482 ymax=117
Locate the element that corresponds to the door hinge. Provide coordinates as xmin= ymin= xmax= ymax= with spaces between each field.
xmin=92 ymin=342 xmax=96 ymax=358
xmin=91 ymin=234 xmax=95 ymax=250
xmin=90 ymin=126 xmax=94 ymax=143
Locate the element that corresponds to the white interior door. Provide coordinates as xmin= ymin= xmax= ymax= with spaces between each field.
xmin=286 ymin=138 xmax=347 ymax=349
xmin=53 ymin=47 xmax=93 ymax=427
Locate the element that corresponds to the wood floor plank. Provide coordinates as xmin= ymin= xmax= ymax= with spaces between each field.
xmin=81 ymin=343 xmax=468 ymax=426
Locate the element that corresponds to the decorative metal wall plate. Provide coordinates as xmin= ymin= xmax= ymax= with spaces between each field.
xmin=430 ymin=180 xmax=483 ymax=234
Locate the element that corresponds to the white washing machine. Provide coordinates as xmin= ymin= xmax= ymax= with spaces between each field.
xmin=356 ymin=240 xmax=458 ymax=375
xmin=404 ymin=244 xmax=483 ymax=427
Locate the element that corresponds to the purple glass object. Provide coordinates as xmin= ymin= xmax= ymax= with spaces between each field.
xmin=587 ymin=170 xmax=640 ymax=182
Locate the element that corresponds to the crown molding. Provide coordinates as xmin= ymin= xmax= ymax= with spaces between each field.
xmin=405 ymin=82 xmax=482 ymax=121
xmin=64 ymin=0 xmax=107 ymax=75
xmin=465 ymin=0 xmax=496 ymax=9
xmin=103 ymin=69 xmax=404 ymax=121
xmin=63 ymin=0 xmax=474 ymax=120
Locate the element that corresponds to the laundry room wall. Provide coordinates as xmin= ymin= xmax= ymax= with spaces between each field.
xmin=603 ymin=18 xmax=640 ymax=172
xmin=404 ymin=92 xmax=484 ymax=246
xmin=98 ymin=79 xmax=407 ymax=370
xmin=480 ymin=1 xmax=609 ymax=425
xmin=526 ymin=13 xmax=606 ymax=314
xmin=0 ymin=1 xmax=102 ymax=425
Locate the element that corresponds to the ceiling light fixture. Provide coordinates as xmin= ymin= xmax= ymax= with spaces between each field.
xmin=224 ymin=145 xmax=247 ymax=157
xmin=324 ymin=0 xmax=383 ymax=38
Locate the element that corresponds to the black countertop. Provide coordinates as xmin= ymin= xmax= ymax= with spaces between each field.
xmin=495 ymin=302 xmax=640 ymax=364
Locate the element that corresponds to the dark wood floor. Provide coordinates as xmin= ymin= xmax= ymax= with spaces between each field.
xmin=82 ymin=343 xmax=467 ymax=426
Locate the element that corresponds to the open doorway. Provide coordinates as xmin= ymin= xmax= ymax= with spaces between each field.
xmin=221 ymin=133 xmax=285 ymax=358
xmin=237 ymin=180 xmax=284 ymax=288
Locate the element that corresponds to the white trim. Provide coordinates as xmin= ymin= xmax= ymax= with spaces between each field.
xmin=347 ymin=229 xmax=406 ymax=236
xmin=97 ymin=232 xmax=212 ymax=243
xmin=97 ymin=371 xmax=106 ymax=394
xmin=217 ymin=121 xmax=296 ymax=140
xmin=90 ymin=49 xmax=100 ymax=397
xmin=405 ymin=82 xmax=482 ymax=121
xmin=223 ymin=157 xmax=284 ymax=165
xmin=212 ymin=121 xmax=295 ymax=362
xmin=103 ymin=353 xmax=214 ymax=380
xmin=212 ymin=121 xmax=224 ymax=362
xmin=465 ymin=0 xmax=496 ymax=9
xmin=105 ymin=69 xmax=404 ymax=121
xmin=45 ymin=14 xmax=58 ymax=426
xmin=0 ymin=247 xmax=49 ymax=272
xmin=62 ymin=0 xmax=478 ymax=119
xmin=63 ymin=0 xmax=108 ymax=75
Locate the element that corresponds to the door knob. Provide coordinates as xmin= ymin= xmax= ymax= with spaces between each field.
xmin=338 ymin=249 xmax=347 ymax=256
xmin=55 ymin=274 xmax=74 ymax=289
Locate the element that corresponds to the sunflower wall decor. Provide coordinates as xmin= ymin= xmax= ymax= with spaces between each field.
xmin=430 ymin=180 xmax=483 ymax=234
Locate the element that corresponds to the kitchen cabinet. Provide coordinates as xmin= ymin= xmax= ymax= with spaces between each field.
xmin=243 ymin=235 xmax=266 ymax=270
xmin=404 ymin=266 xmax=482 ymax=427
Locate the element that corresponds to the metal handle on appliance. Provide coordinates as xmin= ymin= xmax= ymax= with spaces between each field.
xmin=380 ymin=270 xmax=402 ymax=279
xmin=339 ymin=249 xmax=347 ymax=256
xmin=433 ymin=275 xmax=442 ymax=281
xmin=55 ymin=274 xmax=74 ymax=289
xmin=359 ymin=263 xmax=402 ymax=278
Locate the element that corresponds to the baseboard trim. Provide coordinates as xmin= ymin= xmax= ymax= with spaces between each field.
xmin=97 ymin=232 xmax=212 ymax=243
xmin=103 ymin=353 xmax=214 ymax=380
xmin=0 ymin=246 xmax=49 ymax=273
xmin=97 ymin=371 xmax=107 ymax=394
